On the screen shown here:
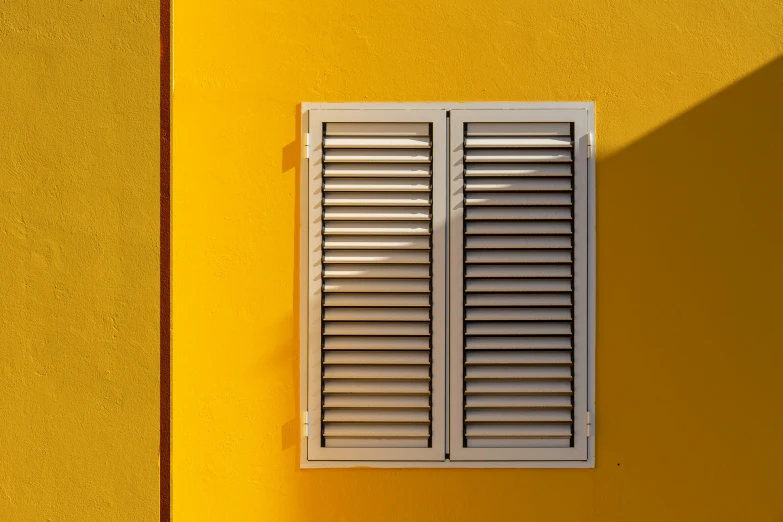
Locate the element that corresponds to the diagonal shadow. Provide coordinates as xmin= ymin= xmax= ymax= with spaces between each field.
xmin=594 ymin=54 xmax=783 ymax=511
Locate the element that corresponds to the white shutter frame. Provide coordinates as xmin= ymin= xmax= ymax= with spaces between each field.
xmin=449 ymin=109 xmax=589 ymax=462
xmin=307 ymin=109 xmax=447 ymax=461
xmin=300 ymin=102 xmax=595 ymax=469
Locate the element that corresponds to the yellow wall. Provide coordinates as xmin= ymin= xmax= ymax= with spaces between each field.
xmin=173 ymin=1 xmax=783 ymax=521
xmin=0 ymin=1 xmax=159 ymax=520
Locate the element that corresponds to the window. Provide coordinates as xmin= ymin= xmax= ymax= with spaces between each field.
xmin=299 ymin=103 xmax=595 ymax=468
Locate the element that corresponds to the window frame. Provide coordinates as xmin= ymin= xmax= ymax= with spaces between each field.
xmin=299 ymin=102 xmax=596 ymax=469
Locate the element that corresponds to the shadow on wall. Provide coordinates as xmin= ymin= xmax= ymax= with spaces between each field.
xmin=592 ymin=55 xmax=783 ymax=516
xmin=283 ymin=103 xmax=303 ymax=455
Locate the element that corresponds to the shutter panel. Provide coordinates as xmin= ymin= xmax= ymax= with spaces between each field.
xmin=449 ymin=110 xmax=589 ymax=461
xmin=308 ymin=110 xmax=446 ymax=461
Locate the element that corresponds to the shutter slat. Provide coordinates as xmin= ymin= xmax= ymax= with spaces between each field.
xmin=465 ymin=424 xmax=572 ymax=437
xmin=324 ymin=207 xmax=431 ymax=221
xmin=466 ymin=193 xmax=572 ymax=206
xmin=467 ymin=438 xmax=571 ymax=448
xmin=324 ymin=163 xmax=431 ymax=177
xmin=323 ymin=409 xmax=431 ymax=422
xmin=323 ymin=365 xmax=431 ymax=380
xmin=324 ymin=236 xmax=430 ymax=249
xmin=324 ymin=178 xmax=431 ymax=192
xmin=466 ymin=293 xmax=572 ymax=306
xmin=324 ymin=136 xmax=430 ymax=149
xmin=323 ymin=293 xmax=430 ymax=307
xmin=325 ymin=438 xmax=429 ymax=448
xmin=465 ymin=410 xmax=572 ymax=422
xmin=323 ymin=222 xmax=430 ymax=236
xmin=465 ymin=395 xmax=573 ymax=408
xmin=465 ymin=308 xmax=573 ymax=321
xmin=465 ymin=207 xmax=572 ymax=220
xmin=324 ymin=279 xmax=431 ymax=293
xmin=326 ymin=122 xmax=430 ymax=137
xmin=465 ymin=163 xmax=572 ymax=177
xmin=465 ymin=222 xmax=572 ymax=235
xmin=323 ymin=351 xmax=430 ymax=365
xmin=465 ymin=380 xmax=573 ymax=394
xmin=464 ymin=178 xmax=572 ymax=192
xmin=465 ymin=279 xmax=573 ymax=292
xmin=323 ymin=308 xmax=430 ymax=322
xmin=465 ymin=236 xmax=572 ymax=249
xmin=324 ymin=250 xmax=430 ymax=264
xmin=465 ymin=137 xmax=572 ymax=148
xmin=465 ymin=265 xmax=573 ymax=278
xmin=323 ymin=380 xmax=431 ymax=394
xmin=323 ymin=395 xmax=431 ymax=409
xmin=323 ymin=322 xmax=430 ymax=336
xmin=322 ymin=423 xmax=430 ymax=437
xmin=466 ymin=122 xmax=571 ymax=136
xmin=465 ymin=149 xmax=572 ymax=163
xmin=324 ymin=149 xmax=431 ymax=163
xmin=466 ymin=351 xmax=572 ymax=365
xmin=324 ymin=192 xmax=431 ymax=206
xmin=465 ymin=250 xmax=572 ymax=264
xmin=464 ymin=366 xmax=573 ymax=379
xmin=465 ymin=322 xmax=573 ymax=335
xmin=323 ymin=336 xmax=430 ymax=350
xmin=324 ymin=264 xmax=430 ymax=278
xmin=465 ymin=336 xmax=572 ymax=350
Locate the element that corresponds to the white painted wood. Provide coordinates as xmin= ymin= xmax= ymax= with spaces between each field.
xmin=465 ymin=264 xmax=573 ymax=278
xmin=465 ymin=221 xmax=572 ymax=235
xmin=326 ymin=121 xmax=430 ymax=136
xmin=323 ymin=250 xmax=430 ymax=264
xmin=465 ymin=163 xmax=572 ymax=176
xmin=324 ymin=208 xmax=431 ymax=221
xmin=324 ymin=163 xmax=431 ymax=177
xmin=465 ymin=149 xmax=572 ymax=163
xmin=303 ymin=103 xmax=595 ymax=468
xmin=466 ymin=122 xmax=571 ymax=136
xmin=323 ymin=236 xmax=430 ymax=249
xmin=465 ymin=136 xmax=572 ymax=148
xmin=323 ymin=279 xmax=430 ymax=293
xmin=324 ymin=148 xmax=431 ymax=163
xmin=308 ymin=108 xmax=447 ymax=462
xmin=323 ymin=222 xmax=430 ymax=236
xmin=465 ymin=336 xmax=572 ymax=350
xmin=323 ymin=308 xmax=431 ymax=321
xmin=465 ymin=206 xmax=572 ymax=220
xmin=324 ymin=178 xmax=431 ymax=192
xmin=449 ymin=108 xmax=590 ymax=463
xmin=323 ymin=351 xmax=431 ymax=365
xmin=465 ymin=351 xmax=571 ymax=365
xmin=464 ymin=178 xmax=572 ymax=192
xmin=324 ymin=136 xmax=431 ymax=148
xmin=323 ymin=336 xmax=431 ymax=350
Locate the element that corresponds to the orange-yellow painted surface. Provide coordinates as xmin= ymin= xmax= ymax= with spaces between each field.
xmin=0 ymin=1 xmax=159 ymax=520
xmin=173 ymin=1 xmax=783 ymax=520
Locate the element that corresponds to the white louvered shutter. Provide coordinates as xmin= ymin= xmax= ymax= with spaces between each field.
xmin=448 ymin=110 xmax=589 ymax=461
xmin=307 ymin=110 xmax=447 ymax=461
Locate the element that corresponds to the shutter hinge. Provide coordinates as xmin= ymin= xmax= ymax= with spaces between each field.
xmin=303 ymin=411 xmax=309 ymax=438
xmin=586 ymin=411 xmax=592 ymax=438
xmin=305 ymin=133 xmax=310 ymax=159
xmin=586 ymin=132 xmax=593 ymax=159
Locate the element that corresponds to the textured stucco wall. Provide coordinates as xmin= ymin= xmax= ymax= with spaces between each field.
xmin=171 ymin=1 xmax=783 ymax=520
xmin=0 ymin=1 xmax=159 ymax=520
